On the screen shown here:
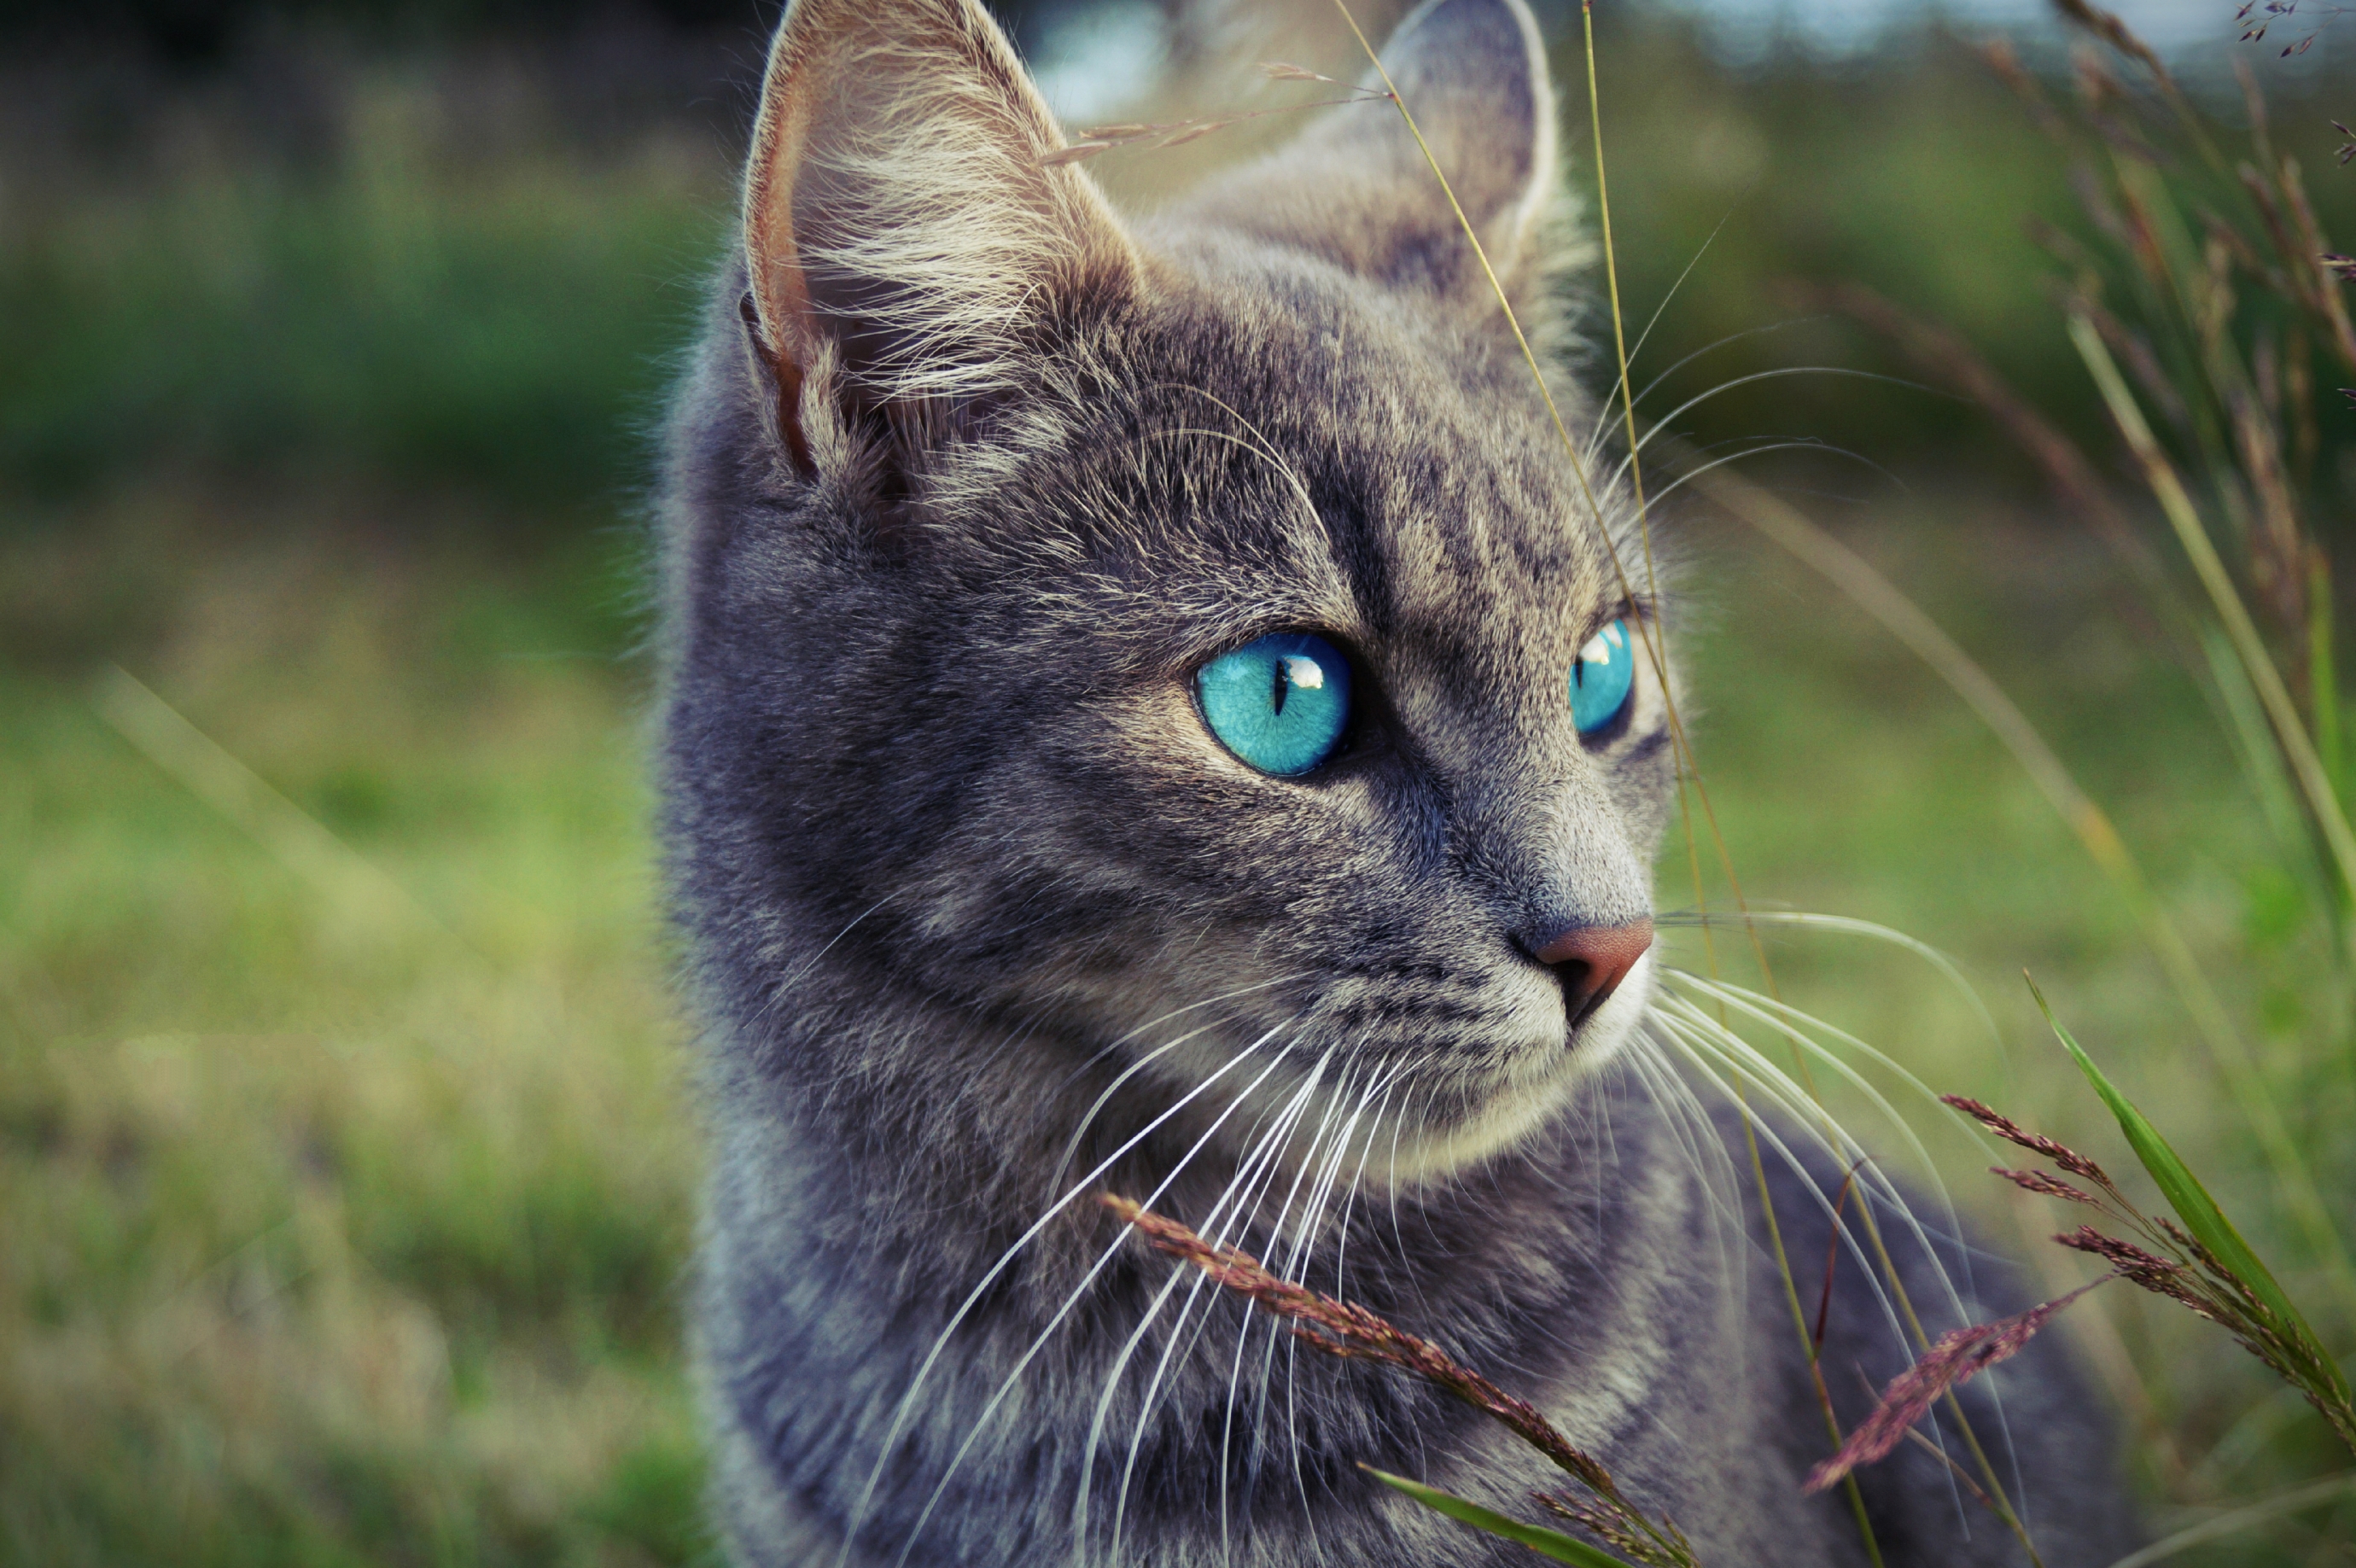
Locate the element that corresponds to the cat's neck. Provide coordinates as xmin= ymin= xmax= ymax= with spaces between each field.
xmin=698 ymin=1000 xmax=1735 ymax=1561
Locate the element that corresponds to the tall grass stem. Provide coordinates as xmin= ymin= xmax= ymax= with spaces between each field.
xmin=1688 ymin=458 xmax=2356 ymax=1309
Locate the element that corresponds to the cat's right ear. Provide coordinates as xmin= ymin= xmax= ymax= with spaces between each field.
xmin=739 ymin=0 xmax=1139 ymax=480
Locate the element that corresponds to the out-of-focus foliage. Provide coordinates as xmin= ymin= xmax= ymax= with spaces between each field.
xmin=12 ymin=9 xmax=2356 ymax=535
xmin=1581 ymin=19 xmax=2356 ymax=533
xmin=0 ymin=30 xmax=741 ymax=521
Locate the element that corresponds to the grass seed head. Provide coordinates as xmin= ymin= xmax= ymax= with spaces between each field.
xmin=1940 ymin=1095 xmax=2114 ymax=1186
xmin=1804 ymin=1278 xmax=2109 ymax=1495
xmin=1992 ymin=1165 xmax=2103 ymax=1205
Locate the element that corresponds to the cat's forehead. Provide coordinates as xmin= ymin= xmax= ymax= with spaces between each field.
xmin=1123 ymin=248 xmax=1626 ymax=657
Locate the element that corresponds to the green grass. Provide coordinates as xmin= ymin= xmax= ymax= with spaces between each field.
xmin=4 ymin=489 xmax=2349 ymax=1563
xmin=13 ymin=20 xmax=2356 ymax=525
xmin=0 ymin=61 xmax=729 ymax=510
xmin=0 ymin=506 xmax=715 ymax=1568
xmin=1665 ymin=499 xmax=2356 ymax=1553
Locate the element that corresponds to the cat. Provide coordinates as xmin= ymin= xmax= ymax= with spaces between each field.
xmin=654 ymin=0 xmax=2143 ymax=1560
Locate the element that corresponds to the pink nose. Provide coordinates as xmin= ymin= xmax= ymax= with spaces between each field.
xmin=1531 ymin=919 xmax=1653 ymax=1029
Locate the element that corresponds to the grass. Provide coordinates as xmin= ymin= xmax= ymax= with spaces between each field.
xmin=4 ymin=487 xmax=2346 ymax=1564
xmin=0 ymin=49 xmax=732 ymax=511
xmin=5 ymin=10 xmax=2356 ymax=1563
xmin=1670 ymin=510 xmax=2356 ymax=1557
xmin=0 ymin=505 xmax=715 ymax=1568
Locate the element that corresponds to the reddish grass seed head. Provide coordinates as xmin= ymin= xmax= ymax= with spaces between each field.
xmin=1940 ymin=1094 xmax=2114 ymax=1186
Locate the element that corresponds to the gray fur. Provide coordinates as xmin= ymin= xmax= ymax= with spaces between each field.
xmin=655 ymin=0 xmax=2141 ymax=1561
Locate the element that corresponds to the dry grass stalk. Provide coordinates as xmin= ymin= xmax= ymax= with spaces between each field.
xmin=1804 ymin=1277 xmax=2112 ymax=1495
xmin=1939 ymin=1094 xmax=2356 ymax=1458
xmin=1099 ymin=1194 xmax=1698 ymax=1567
xmin=1039 ymin=65 xmax=1388 ymax=166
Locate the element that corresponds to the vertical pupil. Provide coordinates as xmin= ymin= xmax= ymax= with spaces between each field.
xmin=1271 ymin=656 xmax=1290 ymax=716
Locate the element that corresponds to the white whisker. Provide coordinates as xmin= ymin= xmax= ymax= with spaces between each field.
xmin=1580 ymin=312 xmax=1814 ymax=469
xmin=837 ymin=1020 xmax=1296 ymax=1568
xmin=1212 ymin=1047 xmax=1338 ymax=1560
xmin=1050 ymin=971 xmax=1315 ymax=1193
xmin=889 ymin=1031 xmax=1310 ymax=1568
xmin=1074 ymin=1040 xmax=1325 ymax=1562
xmin=1659 ymin=910 xmax=2003 ymax=1053
xmin=1645 ymin=1005 xmax=1922 ymax=1359
xmin=1602 ymin=367 xmax=1933 ymax=491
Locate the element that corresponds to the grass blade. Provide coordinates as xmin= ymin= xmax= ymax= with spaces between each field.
xmin=1691 ymin=457 xmax=2356 ymax=1309
xmin=2027 ymin=977 xmax=2352 ymax=1408
xmin=1361 ymin=1469 xmax=1636 ymax=1568
xmin=2070 ymin=312 xmax=2356 ymax=917
xmin=2102 ymin=1472 xmax=2356 ymax=1567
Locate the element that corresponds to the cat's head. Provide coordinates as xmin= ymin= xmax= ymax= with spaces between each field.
xmin=664 ymin=0 xmax=1677 ymax=1184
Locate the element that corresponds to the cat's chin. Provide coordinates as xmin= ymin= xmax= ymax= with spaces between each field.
xmin=1375 ymin=948 xmax=1656 ymax=1186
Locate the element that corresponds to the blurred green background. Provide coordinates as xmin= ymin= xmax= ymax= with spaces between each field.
xmin=5 ymin=0 xmax=2354 ymax=1561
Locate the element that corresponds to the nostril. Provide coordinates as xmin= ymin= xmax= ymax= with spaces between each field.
xmin=1527 ymin=918 xmax=1654 ymax=1030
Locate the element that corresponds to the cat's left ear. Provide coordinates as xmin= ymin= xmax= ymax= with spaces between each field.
xmin=738 ymin=0 xmax=1139 ymax=477
xmin=1191 ymin=0 xmax=1566 ymax=311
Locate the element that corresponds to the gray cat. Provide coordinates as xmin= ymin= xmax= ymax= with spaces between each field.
xmin=655 ymin=0 xmax=2142 ymax=1560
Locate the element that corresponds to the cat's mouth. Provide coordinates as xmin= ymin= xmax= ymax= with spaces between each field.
xmin=1374 ymin=946 xmax=1657 ymax=1179
xmin=1123 ymin=947 xmax=1659 ymax=1190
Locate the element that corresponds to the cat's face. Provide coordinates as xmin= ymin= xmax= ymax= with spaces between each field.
xmin=667 ymin=0 xmax=1676 ymax=1181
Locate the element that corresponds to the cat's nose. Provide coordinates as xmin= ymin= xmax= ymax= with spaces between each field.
xmin=1528 ymin=919 xmax=1653 ymax=1029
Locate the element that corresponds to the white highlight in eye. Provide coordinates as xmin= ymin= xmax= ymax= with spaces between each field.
xmin=1280 ymin=656 xmax=1324 ymax=690
xmin=1578 ymin=621 xmax=1624 ymax=666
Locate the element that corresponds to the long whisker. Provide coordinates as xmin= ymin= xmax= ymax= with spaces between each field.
xmin=1621 ymin=1025 xmax=1753 ymax=1369
xmin=1583 ymin=212 xmax=1735 ymax=449
xmin=1582 ymin=314 xmax=1820 ymax=466
xmin=1665 ymin=971 xmax=1986 ymax=1215
xmin=1659 ymin=973 xmax=2028 ymax=1514
xmin=1332 ymin=1058 xmax=1418 ymax=1309
xmin=1657 ymin=909 xmax=2002 ymax=1050
xmin=1214 ymin=1046 xmax=1342 ymax=1560
xmin=1051 ymin=971 xmax=1315 ymax=1192
xmin=1194 ymin=1067 xmax=1327 ymax=1568
xmin=1653 ymin=989 xmax=1933 ymax=1228
xmin=1219 ymin=1055 xmax=1368 ymax=1559
xmin=1662 ymin=1000 xmax=1996 ymax=1521
xmin=1606 ymin=366 xmax=1940 ymax=485
xmin=1639 ymin=439 xmax=1911 ymax=510
xmin=889 ymin=1031 xmax=1314 ymax=1568
xmin=1074 ymin=1040 xmax=1322 ymax=1560
xmin=1105 ymin=1046 xmax=1355 ymax=1567
xmin=1623 ymin=1026 xmax=1744 ymax=1241
xmin=1276 ymin=1067 xmax=1387 ymax=1552
xmin=1645 ymin=1004 xmax=1924 ymax=1354
xmin=834 ymin=1021 xmax=1295 ymax=1568
xmin=1657 ymin=977 xmax=1990 ymax=1330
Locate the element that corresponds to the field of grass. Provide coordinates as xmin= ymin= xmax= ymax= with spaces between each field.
xmin=0 ymin=507 xmax=714 ymax=1567
xmin=4 ymin=11 xmax=2353 ymax=1565
xmin=6 ymin=489 xmax=2347 ymax=1563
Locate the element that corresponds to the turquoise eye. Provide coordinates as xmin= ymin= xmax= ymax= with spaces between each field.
xmin=1570 ymin=619 xmax=1636 ymax=734
xmin=1196 ymin=632 xmax=1352 ymax=777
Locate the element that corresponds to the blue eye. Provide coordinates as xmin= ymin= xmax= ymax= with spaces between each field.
xmin=1570 ymin=619 xmax=1636 ymax=734
xmin=1196 ymin=632 xmax=1352 ymax=777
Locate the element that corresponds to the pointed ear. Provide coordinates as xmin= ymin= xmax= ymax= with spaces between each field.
xmin=740 ymin=0 xmax=1138 ymax=475
xmin=1192 ymin=0 xmax=1566 ymax=307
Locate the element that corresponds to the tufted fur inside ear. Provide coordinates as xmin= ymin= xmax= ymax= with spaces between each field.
xmin=740 ymin=0 xmax=1140 ymax=473
xmin=1181 ymin=0 xmax=1571 ymax=312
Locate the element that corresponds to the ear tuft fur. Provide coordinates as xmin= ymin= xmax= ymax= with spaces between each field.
xmin=1181 ymin=0 xmax=1574 ymax=314
xmin=741 ymin=0 xmax=1139 ymax=466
